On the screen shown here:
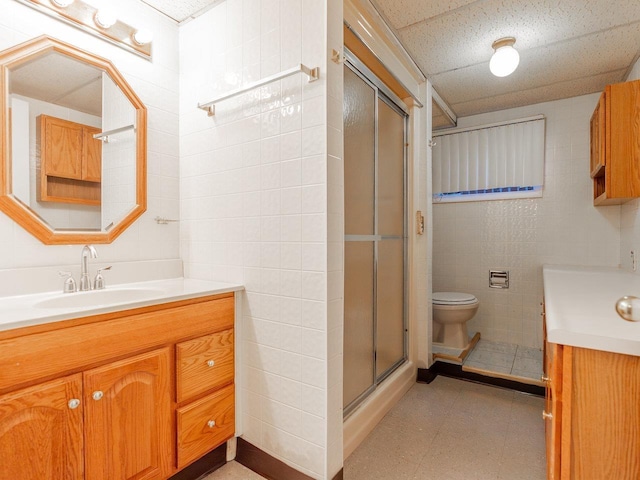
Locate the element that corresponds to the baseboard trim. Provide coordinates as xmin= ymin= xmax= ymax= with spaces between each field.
xmin=236 ymin=437 xmax=315 ymax=480
xmin=168 ymin=442 xmax=227 ymax=480
xmin=418 ymin=361 xmax=545 ymax=397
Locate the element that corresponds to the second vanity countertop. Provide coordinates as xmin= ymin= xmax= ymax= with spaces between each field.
xmin=543 ymin=264 xmax=640 ymax=356
xmin=0 ymin=277 xmax=244 ymax=333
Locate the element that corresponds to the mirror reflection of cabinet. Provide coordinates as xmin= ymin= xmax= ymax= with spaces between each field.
xmin=39 ymin=114 xmax=102 ymax=205
xmin=0 ymin=35 xmax=147 ymax=244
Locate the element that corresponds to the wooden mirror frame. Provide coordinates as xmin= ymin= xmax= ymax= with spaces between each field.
xmin=0 ymin=35 xmax=147 ymax=245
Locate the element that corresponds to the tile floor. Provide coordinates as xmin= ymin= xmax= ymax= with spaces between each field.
xmin=205 ymin=376 xmax=546 ymax=480
xmin=463 ymin=339 xmax=543 ymax=382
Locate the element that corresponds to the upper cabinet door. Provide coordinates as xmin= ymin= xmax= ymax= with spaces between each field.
xmin=82 ymin=125 xmax=102 ymax=183
xmin=0 ymin=374 xmax=84 ymax=480
xmin=83 ymin=348 xmax=172 ymax=480
xmin=42 ymin=115 xmax=84 ymax=180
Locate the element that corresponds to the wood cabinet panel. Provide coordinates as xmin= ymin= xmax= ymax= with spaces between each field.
xmin=84 ymin=348 xmax=172 ymax=480
xmin=176 ymin=384 xmax=234 ymax=469
xmin=0 ymin=374 xmax=83 ymax=480
xmin=42 ymin=116 xmax=83 ymax=179
xmin=0 ymin=294 xmax=234 ymax=393
xmin=176 ymin=328 xmax=234 ymax=403
xmin=82 ymin=125 xmax=102 ymax=182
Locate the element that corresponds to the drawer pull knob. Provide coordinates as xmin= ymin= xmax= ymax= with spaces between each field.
xmin=68 ymin=399 xmax=80 ymax=409
xmin=92 ymin=391 xmax=104 ymax=401
xmin=207 ymin=360 xmax=215 ymax=367
xmin=207 ymin=420 xmax=216 ymax=428
xmin=541 ymin=375 xmax=550 ymax=383
xmin=542 ymin=411 xmax=553 ymax=420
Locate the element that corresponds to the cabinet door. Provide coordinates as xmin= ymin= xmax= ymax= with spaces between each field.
xmin=41 ymin=115 xmax=84 ymax=180
xmin=82 ymin=126 xmax=102 ymax=182
xmin=0 ymin=374 xmax=83 ymax=480
xmin=544 ymin=341 xmax=562 ymax=480
xmin=84 ymin=348 xmax=172 ymax=480
xmin=589 ymin=92 xmax=605 ymax=177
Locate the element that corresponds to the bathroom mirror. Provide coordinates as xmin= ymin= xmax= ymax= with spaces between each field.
xmin=0 ymin=35 xmax=146 ymax=244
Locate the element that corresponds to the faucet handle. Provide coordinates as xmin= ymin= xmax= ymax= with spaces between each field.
xmin=94 ymin=266 xmax=112 ymax=290
xmin=58 ymin=271 xmax=77 ymax=294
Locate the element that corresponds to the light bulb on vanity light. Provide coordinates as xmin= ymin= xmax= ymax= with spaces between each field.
xmin=94 ymin=8 xmax=117 ymax=29
xmin=50 ymin=0 xmax=74 ymax=7
xmin=489 ymin=37 xmax=520 ymax=77
xmin=133 ymin=29 xmax=152 ymax=45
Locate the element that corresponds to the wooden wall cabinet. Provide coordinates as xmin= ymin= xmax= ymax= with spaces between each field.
xmin=543 ymin=331 xmax=640 ymax=478
xmin=0 ymin=293 xmax=235 ymax=480
xmin=590 ymin=79 xmax=640 ymax=205
xmin=39 ymin=114 xmax=102 ymax=206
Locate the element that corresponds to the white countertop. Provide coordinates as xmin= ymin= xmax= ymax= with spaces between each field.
xmin=543 ymin=265 xmax=640 ymax=356
xmin=0 ymin=278 xmax=243 ymax=332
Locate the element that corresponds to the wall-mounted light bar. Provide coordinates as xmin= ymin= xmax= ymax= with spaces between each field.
xmin=16 ymin=0 xmax=152 ymax=59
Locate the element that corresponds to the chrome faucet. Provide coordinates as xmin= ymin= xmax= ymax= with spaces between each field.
xmin=79 ymin=245 xmax=97 ymax=291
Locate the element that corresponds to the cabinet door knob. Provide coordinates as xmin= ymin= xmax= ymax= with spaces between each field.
xmin=541 ymin=374 xmax=551 ymax=383
xmin=68 ymin=398 xmax=81 ymax=409
xmin=92 ymin=391 xmax=104 ymax=401
xmin=207 ymin=360 xmax=215 ymax=367
xmin=542 ymin=411 xmax=553 ymax=420
xmin=207 ymin=420 xmax=216 ymax=428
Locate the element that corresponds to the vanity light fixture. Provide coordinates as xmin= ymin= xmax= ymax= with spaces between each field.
xmin=489 ymin=37 xmax=520 ymax=77
xmin=50 ymin=0 xmax=74 ymax=7
xmin=16 ymin=0 xmax=152 ymax=59
xmin=94 ymin=8 xmax=117 ymax=29
xmin=132 ymin=29 xmax=152 ymax=46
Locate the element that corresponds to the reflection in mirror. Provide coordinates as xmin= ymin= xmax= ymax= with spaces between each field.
xmin=0 ymin=36 xmax=146 ymax=244
xmin=9 ymin=51 xmax=136 ymax=231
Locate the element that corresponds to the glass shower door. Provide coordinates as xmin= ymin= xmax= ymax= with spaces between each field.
xmin=343 ymin=60 xmax=407 ymax=414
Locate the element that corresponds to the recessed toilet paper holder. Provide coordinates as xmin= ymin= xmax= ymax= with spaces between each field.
xmin=489 ymin=270 xmax=509 ymax=289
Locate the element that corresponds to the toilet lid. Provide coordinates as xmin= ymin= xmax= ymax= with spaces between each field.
xmin=433 ymin=292 xmax=478 ymax=305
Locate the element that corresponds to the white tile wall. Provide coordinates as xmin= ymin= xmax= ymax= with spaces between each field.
xmin=179 ymin=1 xmax=342 ymax=478
xmin=433 ymin=93 xmax=621 ymax=348
xmin=0 ymin=0 xmax=181 ymax=280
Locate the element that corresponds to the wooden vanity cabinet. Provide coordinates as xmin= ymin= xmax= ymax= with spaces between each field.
xmin=590 ymin=79 xmax=640 ymax=205
xmin=39 ymin=114 xmax=102 ymax=206
xmin=543 ymin=332 xmax=640 ymax=478
xmin=0 ymin=293 xmax=235 ymax=480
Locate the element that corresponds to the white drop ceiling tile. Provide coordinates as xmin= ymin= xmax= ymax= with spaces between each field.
xmin=397 ymin=0 xmax=640 ymax=76
xmin=140 ymin=0 xmax=223 ymax=22
xmin=372 ymin=0 xmax=478 ymax=29
xmin=430 ymin=24 xmax=640 ymax=105
xmin=448 ymin=70 xmax=626 ymax=118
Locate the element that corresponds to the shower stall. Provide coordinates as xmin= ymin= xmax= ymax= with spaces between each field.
xmin=343 ymin=52 xmax=408 ymax=416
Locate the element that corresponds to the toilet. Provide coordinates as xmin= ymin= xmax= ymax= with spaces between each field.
xmin=432 ymin=292 xmax=479 ymax=349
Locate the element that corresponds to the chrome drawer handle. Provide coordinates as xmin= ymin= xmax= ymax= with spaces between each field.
xmin=541 ymin=375 xmax=550 ymax=383
xmin=92 ymin=391 xmax=103 ymax=401
xmin=207 ymin=420 xmax=216 ymax=428
xmin=68 ymin=398 xmax=80 ymax=409
xmin=207 ymin=360 xmax=215 ymax=367
xmin=542 ymin=411 xmax=553 ymax=420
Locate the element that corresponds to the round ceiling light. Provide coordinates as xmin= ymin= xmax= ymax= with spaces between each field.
xmin=489 ymin=37 xmax=520 ymax=77
xmin=94 ymin=9 xmax=117 ymax=29
xmin=133 ymin=29 xmax=153 ymax=45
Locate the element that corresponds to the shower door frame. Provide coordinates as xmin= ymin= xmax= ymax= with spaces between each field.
xmin=343 ymin=49 xmax=409 ymax=417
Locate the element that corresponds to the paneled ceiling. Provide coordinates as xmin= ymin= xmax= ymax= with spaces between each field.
xmin=372 ymin=0 xmax=640 ymax=127
xmin=141 ymin=0 xmax=640 ymax=128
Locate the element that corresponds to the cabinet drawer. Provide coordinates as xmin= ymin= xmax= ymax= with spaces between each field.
xmin=176 ymin=384 xmax=234 ymax=469
xmin=176 ymin=328 xmax=234 ymax=403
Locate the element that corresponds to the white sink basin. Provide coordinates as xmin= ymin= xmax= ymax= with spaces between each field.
xmin=35 ymin=288 xmax=165 ymax=309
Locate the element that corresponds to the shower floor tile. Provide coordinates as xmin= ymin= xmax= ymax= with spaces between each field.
xmin=463 ymin=339 xmax=543 ymax=384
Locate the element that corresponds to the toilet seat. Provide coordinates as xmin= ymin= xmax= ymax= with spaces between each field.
xmin=433 ymin=292 xmax=478 ymax=306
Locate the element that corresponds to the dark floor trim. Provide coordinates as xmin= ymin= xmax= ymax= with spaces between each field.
xmin=236 ymin=437 xmax=315 ymax=480
xmin=168 ymin=442 xmax=227 ymax=480
xmin=417 ymin=361 xmax=545 ymax=397
xmin=332 ymin=468 xmax=344 ymax=480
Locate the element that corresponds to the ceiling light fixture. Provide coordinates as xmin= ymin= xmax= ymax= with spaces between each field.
xmin=490 ymin=37 xmax=520 ymax=77
xmin=50 ymin=0 xmax=74 ymax=7
xmin=94 ymin=8 xmax=117 ymax=29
